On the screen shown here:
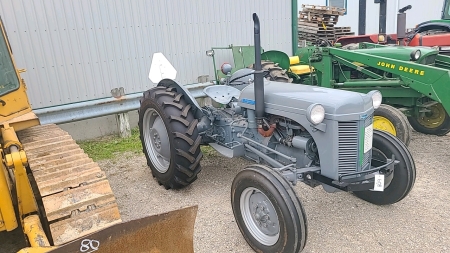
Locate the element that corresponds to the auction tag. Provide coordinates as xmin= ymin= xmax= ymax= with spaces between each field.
xmin=373 ymin=174 xmax=385 ymax=191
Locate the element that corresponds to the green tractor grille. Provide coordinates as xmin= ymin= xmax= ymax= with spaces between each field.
xmin=337 ymin=115 xmax=373 ymax=176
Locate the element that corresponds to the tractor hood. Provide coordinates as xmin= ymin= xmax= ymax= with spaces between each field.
xmin=238 ymin=81 xmax=374 ymax=121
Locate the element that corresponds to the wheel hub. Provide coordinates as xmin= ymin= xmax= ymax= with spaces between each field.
xmin=373 ymin=116 xmax=397 ymax=136
xmin=417 ymin=104 xmax=446 ymax=128
xmin=252 ymin=201 xmax=277 ymax=234
xmin=150 ymin=129 xmax=162 ymax=150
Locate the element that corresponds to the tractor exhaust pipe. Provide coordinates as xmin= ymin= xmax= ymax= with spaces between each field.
xmin=253 ymin=14 xmax=273 ymax=137
xmin=252 ymin=13 xmax=265 ymax=125
xmin=397 ymin=5 xmax=412 ymax=43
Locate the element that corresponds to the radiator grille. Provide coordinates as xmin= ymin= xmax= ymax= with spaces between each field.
xmin=338 ymin=121 xmax=358 ymax=175
xmin=338 ymin=115 xmax=373 ymax=175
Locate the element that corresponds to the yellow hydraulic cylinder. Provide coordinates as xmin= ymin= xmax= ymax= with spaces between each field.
xmin=0 ymin=160 xmax=18 ymax=231
xmin=1 ymin=124 xmax=23 ymax=150
xmin=23 ymin=215 xmax=51 ymax=247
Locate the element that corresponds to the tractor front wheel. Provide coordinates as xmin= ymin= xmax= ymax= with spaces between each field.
xmin=373 ymin=104 xmax=411 ymax=146
xmin=139 ymin=86 xmax=203 ymax=189
xmin=353 ymin=130 xmax=416 ymax=205
xmin=407 ymin=103 xmax=450 ymax=136
xmin=231 ymin=165 xmax=307 ymax=253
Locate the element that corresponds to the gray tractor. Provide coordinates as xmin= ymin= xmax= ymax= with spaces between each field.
xmin=138 ymin=14 xmax=416 ymax=253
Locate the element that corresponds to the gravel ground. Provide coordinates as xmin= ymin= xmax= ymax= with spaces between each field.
xmin=1 ymin=131 xmax=449 ymax=252
xmin=100 ymin=131 xmax=449 ymax=253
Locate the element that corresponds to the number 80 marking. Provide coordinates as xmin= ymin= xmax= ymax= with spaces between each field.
xmin=80 ymin=239 xmax=100 ymax=253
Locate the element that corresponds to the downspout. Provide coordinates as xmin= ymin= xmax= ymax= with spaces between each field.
xmin=394 ymin=0 xmax=400 ymax=34
xmin=358 ymin=0 xmax=366 ymax=35
xmin=379 ymin=0 xmax=387 ymax=34
xmin=292 ymin=0 xmax=298 ymax=55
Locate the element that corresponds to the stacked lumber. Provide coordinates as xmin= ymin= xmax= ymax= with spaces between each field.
xmin=298 ymin=4 xmax=354 ymax=43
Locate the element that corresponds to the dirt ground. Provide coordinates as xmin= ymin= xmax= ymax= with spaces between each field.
xmin=1 ymin=131 xmax=449 ymax=252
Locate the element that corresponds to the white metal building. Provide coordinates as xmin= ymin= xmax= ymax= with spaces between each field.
xmin=0 ymin=0 xmax=293 ymax=110
xmin=0 ymin=0 xmax=445 ymax=139
xmin=298 ymin=0 xmax=444 ymax=34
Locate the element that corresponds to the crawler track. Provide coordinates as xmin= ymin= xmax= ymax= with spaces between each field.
xmin=17 ymin=124 xmax=122 ymax=245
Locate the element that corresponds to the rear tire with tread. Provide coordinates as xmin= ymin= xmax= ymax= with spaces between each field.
xmin=250 ymin=60 xmax=293 ymax=83
xmin=139 ymin=86 xmax=202 ymax=189
xmin=407 ymin=103 xmax=450 ymax=136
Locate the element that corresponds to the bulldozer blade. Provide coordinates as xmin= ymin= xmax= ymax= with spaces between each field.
xmin=48 ymin=205 xmax=198 ymax=253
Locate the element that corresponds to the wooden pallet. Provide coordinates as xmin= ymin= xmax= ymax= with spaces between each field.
xmin=298 ymin=21 xmax=335 ymax=28
xmin=335 ymin=33 xmax=355 ymax=39
xmin=301 ymin=4 xmax=346 ymax=15
xmin=298 ymin=25 xmax=335 ymax=34
xmin=299 ymin=33 xmax=336 ymax=41
xmin=334 ymin=27 xmax=351 ymax=33
xmin=299 ymin=13 xmax=339 ymax=25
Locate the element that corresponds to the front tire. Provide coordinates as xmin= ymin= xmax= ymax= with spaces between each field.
xmin=139 ymin=86 xmax=202 ymax=189
xmin=231 ymin=165 xmax=307 ymax=253
xmin=373 ymin=104 xmax=411 ymax=146
xmin=353 ymin=130 xmax=416 ymax=205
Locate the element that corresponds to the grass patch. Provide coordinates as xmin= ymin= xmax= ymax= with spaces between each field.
xmin=78 ymin=127 xmax=143 ymax=161
xmin=78 ymin=127 xmax=219 ymax=161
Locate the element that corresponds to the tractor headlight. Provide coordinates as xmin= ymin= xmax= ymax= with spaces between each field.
xmin=307 ymin=104 xmax=325 ymax=125
xmin=369 ymin=90 xmax=382 ymax=109
xmin=410 ymin=49 xmax=421 ymax=61
xmin=206 ymin=50 xmax=215 ymax=57
xmin=221 ymin=63 xmax=232 ymax=75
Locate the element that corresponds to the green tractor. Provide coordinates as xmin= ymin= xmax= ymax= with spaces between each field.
xmin=207 ymin=42 xmax=450 ymax=146
xmin=290 ymin=42 xmax=450 ymax=144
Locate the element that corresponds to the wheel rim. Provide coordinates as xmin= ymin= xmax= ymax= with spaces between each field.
xmin=373 ymin=116 xmax=397 ymax=136
xmin=416 ymin=103 xmax=446 ymax=129
xmin=143 ymin=108 xmax=171 ymax=173
xmin=240 ymin=187 xmax=280 ymax=246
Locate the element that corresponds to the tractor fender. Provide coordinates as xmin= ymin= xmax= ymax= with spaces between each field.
xmin=157 ymin=79 xmax=204 ymax=119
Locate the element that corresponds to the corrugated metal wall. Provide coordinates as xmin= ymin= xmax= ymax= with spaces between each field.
xmin=0 ymin=0 xmax=292 ymax=109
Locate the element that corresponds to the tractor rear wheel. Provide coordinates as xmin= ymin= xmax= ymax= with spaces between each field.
xmin=373 ymin=104 xmax=411 ymax=146
xmin=231 ymin=165 xmax=307 ymax=253
xmin=139 ymin=86 xmax=202 ymax=189
xmin=250 ymin=60 xmax=293 ymax=83
xmin=353 ymin=130 xmax=416 ymax=205
xmin=407 ymin=103 xmax=450 ymax=136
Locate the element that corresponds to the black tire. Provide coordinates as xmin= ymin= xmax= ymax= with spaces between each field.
xmin=231 ymin=165 xmax=307 ymax=253
xmin=407 ymin=103 xmax=450 ymax=136
xmin=373 ymin=104 xmax=411 ymax=146
xmin=138 ymin=86 xmax=202 ymax=189
xmin=250 ymin=61 xmax=293 ymax=83
xmin=353 ymin=130 xmax=416 ymax=205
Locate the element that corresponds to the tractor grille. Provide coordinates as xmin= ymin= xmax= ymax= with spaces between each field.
xmin=337 ymin=115 xmax=373 ymax=176
xmin=338 ymin=121 xmax=358 ymax=175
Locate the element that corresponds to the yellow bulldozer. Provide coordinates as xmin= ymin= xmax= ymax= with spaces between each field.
xmin=0 ymin=16 xmax=197 ymax=253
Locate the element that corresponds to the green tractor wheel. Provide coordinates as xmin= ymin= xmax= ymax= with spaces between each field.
xmin=249 ymin=60 xmax=293 ymax=83
xmin=407 ymin=103 xmax=450 ymax=136
xmin=373 ymin=104 xmax=411 ymax=146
